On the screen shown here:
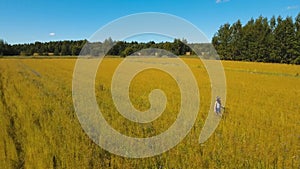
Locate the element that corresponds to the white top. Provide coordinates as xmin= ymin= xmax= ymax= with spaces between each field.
xmin=214 ymin=101 xmax=222 ymax=113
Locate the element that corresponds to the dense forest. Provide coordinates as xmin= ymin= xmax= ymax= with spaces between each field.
xmin=0 ymin=39 xmax=88 ymax=56
xmin=213 ymin=14 xmax=300 ymax=64
xmin=1 ymin=13 xmax=300 ymax=64
xmin=0 ymin=38 xmax=195 ymax=57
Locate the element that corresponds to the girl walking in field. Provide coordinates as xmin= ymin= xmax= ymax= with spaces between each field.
xmin=214 ymin=96 xmax=224 ymax=116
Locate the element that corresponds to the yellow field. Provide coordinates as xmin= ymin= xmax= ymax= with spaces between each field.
xmin=0 ymin=58 xmax=299 ymax=168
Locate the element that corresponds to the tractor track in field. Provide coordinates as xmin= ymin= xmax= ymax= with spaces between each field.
xmin=0 ymin=61 xmax=74 ymax=168
xmin=0 ymin=71 xmax=26 ymax=169
xmin=224 ymin=68 xmax=300 ymax=78
xmin=17 ymin=61 xmax=45 ymax=95
xmin=17 ymin=61 xmax=42 ymax=78
xmin=0 ymin=72 xmax=8 ymax=112
xmin=17 ymin=60 xmax=75 ymax=117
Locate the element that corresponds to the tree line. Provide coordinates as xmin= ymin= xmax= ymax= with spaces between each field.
xmin=212 ymin=13 xmax=300 ymax=64
xmin=0 ymin=40 xmax=88 ymax=56
xmin=0 ymin=38 xmax=193 ymax=57
xmin=81 ymin=38 xmax=194 ymax=57
xmin=1 ymin=13 xmax=300 ymax=64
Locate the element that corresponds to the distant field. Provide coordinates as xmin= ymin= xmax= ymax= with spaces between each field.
xmin=0 ymin=58 xmax=299 ymax=168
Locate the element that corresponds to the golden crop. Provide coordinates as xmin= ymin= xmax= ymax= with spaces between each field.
xmin=0 ymin=58 xmax=299 ymax=168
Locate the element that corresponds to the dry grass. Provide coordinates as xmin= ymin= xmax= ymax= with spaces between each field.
xmin=0 ymin=58 xmax=299 ymax=168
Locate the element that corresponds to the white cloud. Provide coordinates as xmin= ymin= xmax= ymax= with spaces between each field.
xmin=49 ymin=32 xmax=55 ymax=36
xmin=287 ymin=5 xmax=299 ymax=10
xmin=216 ymin=0 xmax=230 ymax=4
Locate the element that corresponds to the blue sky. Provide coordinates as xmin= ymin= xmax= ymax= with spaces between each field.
xmin=1 ymin=0 xmax=299 ymax=44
